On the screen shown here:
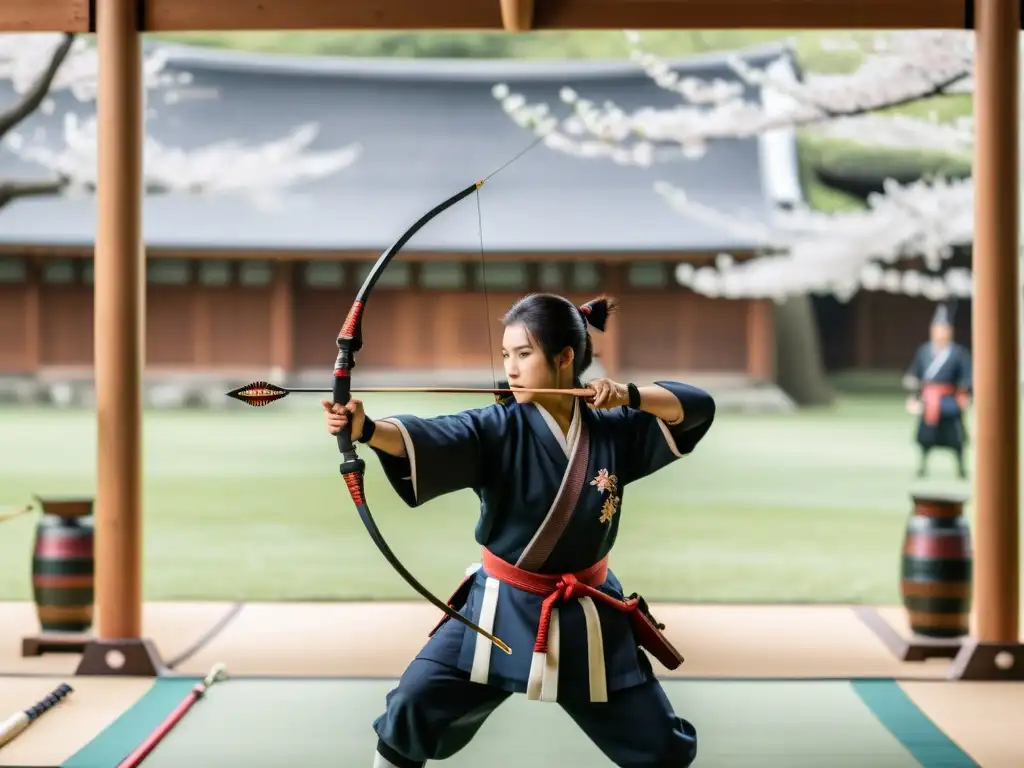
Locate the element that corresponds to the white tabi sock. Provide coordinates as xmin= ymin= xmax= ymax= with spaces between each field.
xmin=374 ymin=750 xmax=417 ymax=768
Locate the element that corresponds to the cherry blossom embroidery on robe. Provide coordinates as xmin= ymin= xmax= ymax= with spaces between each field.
xmin=591 ymin=469 xmax=620 ymax=524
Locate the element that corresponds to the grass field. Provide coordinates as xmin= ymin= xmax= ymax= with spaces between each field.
xmin=0 ymin=393 xmax=1009 ymax=605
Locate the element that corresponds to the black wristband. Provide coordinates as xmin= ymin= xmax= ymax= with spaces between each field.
xmin=357 ymin=416 xmax=376 ymax=444
xmin=627 ymin=383 xmax=642 ymax=410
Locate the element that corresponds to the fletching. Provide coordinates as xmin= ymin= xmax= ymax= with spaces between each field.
xmin=226 ymin=381 xmax=290 ymax=407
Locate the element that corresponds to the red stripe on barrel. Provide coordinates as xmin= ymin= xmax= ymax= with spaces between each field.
xmin=913 ymin=502 xmax=964 ymax=518
xmin=34 ymin=536 xmax=93 ymax=559
xmin=903 ymin=533 xmax=971 ymax=559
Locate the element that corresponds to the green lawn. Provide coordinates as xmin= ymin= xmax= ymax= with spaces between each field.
xmin=0 ymin=394 xmax=1005 ymax=604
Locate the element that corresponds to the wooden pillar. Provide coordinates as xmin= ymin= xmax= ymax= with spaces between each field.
xmin=951 ymin=0 xmax=1023 ymax=680
xmin=78 ymin=0 xmax=163 ymax=676
xmin=745 ymin=298 xmax=775 ymax=382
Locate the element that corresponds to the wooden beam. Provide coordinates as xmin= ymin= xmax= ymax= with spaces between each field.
xmin=0 ymin=0 xmax=89 ymax=32
xmin=0 ymin=0 xmax=973 ymax=33
xmin=500 ymin=0 xmax=534 ymax=31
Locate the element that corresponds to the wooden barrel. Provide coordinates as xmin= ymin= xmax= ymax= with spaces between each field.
xmin=900 ymin=493 xmax=972 ymax=638
xmin=31 ymin=497 xmax=95 ymax=634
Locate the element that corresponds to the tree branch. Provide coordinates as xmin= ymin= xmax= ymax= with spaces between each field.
xmin=0 ymin=175 xmax=69 ymax=210
xmin=0 ymin=32 xmax=75 ymax=143
xmin=493 ymin=31 xmax=974 ymax=164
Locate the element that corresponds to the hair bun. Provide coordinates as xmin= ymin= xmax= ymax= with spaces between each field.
xmin=578 ymin=296 xmax=617 ymax=333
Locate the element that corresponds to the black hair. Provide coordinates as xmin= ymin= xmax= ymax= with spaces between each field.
xmin=502 ymin=293 xmax=616 ymax=386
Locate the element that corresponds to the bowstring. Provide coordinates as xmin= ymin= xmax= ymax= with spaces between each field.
xmin=475 ymin=193 xmax=497 ymax=391
xmin=474 ymin=132 xmax=548 ymax=394
xmin=481 ymin=132 xmax=547 ymax=183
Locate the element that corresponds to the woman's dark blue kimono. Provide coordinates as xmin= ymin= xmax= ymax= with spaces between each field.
xmin=368 ymin=381 xmax=715 ymax=768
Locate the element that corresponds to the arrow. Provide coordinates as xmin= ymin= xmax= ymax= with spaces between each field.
xmin=226 ymin=380 xmax=595 ymax=407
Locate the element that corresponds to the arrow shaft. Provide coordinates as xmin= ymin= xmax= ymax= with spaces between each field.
xmin=281 ymin=386 xmax=594 ymax=396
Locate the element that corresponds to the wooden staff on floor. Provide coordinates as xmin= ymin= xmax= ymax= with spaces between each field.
xmin=0 ymin=683 xmax=73 ymax=749
xmin=117 ymin=663 xmax=228 ymax=768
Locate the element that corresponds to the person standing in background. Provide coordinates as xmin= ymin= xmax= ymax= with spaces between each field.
xmin=902 ymin=300 xmax=973 ymax=479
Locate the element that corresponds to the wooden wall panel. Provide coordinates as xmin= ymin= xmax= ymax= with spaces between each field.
xmin=0 ymin=284 xmax=30 ymax=371
xmin=819 ymin=293 xmax=974 ymax=372
xmin=39 ymin=285 xmax=93 ymax=366
xmin=206 ymin=286 xmax=274 ymax=367
xmin=146 ymin=287 xmax=196 ymax=366
xmin=617 ymin=291 xmax=748 ymax=373
xmin=292 ymin=286 xmax=356 ymax=369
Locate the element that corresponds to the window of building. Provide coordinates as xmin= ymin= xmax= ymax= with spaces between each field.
xmin=0 ymin=257 xmax=27 ymax=283
xmin=420 ymin=262 xmax=466 ymax=290
xmin=239 ymin=260 xmax=272 ymax=287
xmin=42 ymin=259 xmax=76 ymax=284
xmin=474 ymin=262 xmax=528 ymax=290
xmin=148 ymin=259 xmax=191 ymax=285
xmin=628 ymin=261 xmax=668 ymax=288
xmin=570 ymin=262 xmax=601 ymax=291
xmin=82 ymin=261 xmax=94 ymax=284
xmin=303 ymin=262 xmax=345 ymax=288
xmin=198 ymin=260 xmax=232 ymax=287
xmin=537 ymin=262 xmax=563 ymax=291
xmin=353 ymin=261 xmax=411 ymax=289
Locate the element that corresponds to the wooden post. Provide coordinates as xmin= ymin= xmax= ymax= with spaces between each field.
xmin=745 ymin=299 xmax=775 ymax=382
xmin=77 ymin=0 xmax=164 ymax=676
xmin=950 ymin=0 xmax=1023 ymax=680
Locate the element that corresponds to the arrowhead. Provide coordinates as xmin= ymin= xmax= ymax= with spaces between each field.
xmin=225 ymin=381 xmax=289 ymax=407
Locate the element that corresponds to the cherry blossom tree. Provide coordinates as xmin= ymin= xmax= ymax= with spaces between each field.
xmin=0 ymin=32 xmax=362 ymax=212
xmin=492 ymin=30 xmax=981 ymax=301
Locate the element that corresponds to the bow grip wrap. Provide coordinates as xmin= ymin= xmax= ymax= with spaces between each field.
xmin=334 ymin=303 xmax=365 ymax=473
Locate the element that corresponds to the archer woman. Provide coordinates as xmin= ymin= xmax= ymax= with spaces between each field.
xmin=323 ymin=293 xmax=715 ymax=768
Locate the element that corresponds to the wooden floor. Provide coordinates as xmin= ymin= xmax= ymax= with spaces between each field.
xmin=1 ymin=601 xmax=1022 ymax=767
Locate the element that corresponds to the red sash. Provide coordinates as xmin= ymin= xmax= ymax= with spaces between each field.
xmin=482 ymin=548 xmax=684 ymax=670
xmin=921 ymin=383 xmax=956 ymax=426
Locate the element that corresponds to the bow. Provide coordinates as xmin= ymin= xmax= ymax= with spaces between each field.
xmin=334 ymin=180 xmax=512 ymax=655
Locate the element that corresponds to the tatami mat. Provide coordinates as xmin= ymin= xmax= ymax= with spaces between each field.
xmin=0 ymin=676 xmax=151 ymax=767
xmin=174 ymin=602 xmax=953 ymax=678
xmin=174 ymin=601 xmax=441 ymax=676
xmin=902 ymin=681 xmax=1024 ymax=768
xmin=59 ymin=678 xmax=986 ymax=768
xmin=0 ymin=602 xmax=241 ymax=676
xmin=1 ymin=600 xmax=1020 ymax=767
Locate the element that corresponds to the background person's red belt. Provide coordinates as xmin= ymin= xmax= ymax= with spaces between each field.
xmin=921 ymin=383 xmax=956 ymax=425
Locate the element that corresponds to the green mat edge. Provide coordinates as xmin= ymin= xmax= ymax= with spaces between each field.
xmin=851 ymin=680 xmax=979 ymax=768
xmin=61 ymin=677 xmax=200 ymax=768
